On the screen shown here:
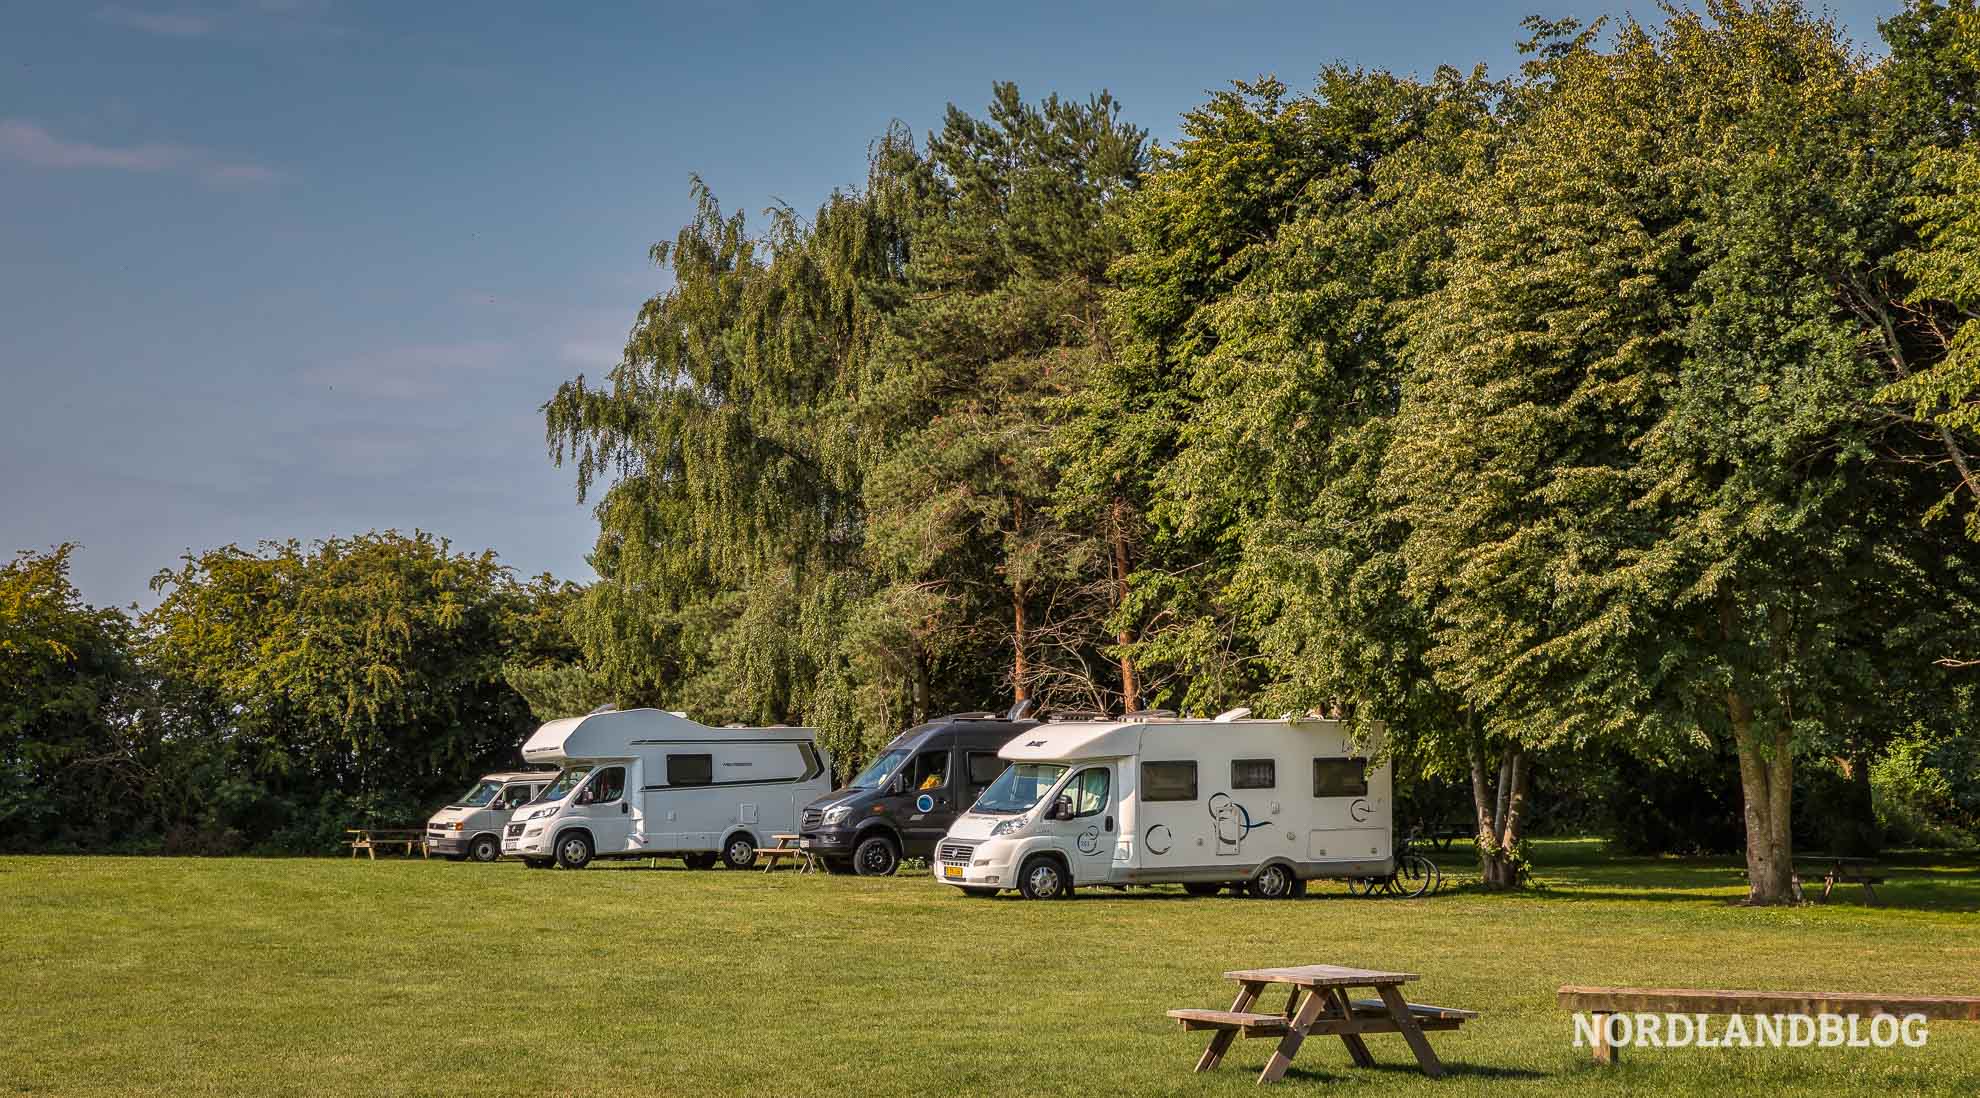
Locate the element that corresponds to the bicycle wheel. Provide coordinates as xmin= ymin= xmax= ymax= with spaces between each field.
xmin=1346 ymin=875 xmax=1386 ymax=897
xmin=1390 ymin=853 xmax=1435 ymax=898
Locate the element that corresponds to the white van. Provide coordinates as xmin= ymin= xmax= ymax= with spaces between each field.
xmin=501 ymin=708 xmax=832 ymax=870
xmin=932 ymin=712 xmax=1390 ymax=899
xmin=426 ymin=770 xmax=558 ymax=861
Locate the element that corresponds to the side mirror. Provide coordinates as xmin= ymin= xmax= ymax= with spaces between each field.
xmin=888 ymin=775 xmax=905 ymax=797
xmin=1052 ymin=795 xmax=1075 ymax=821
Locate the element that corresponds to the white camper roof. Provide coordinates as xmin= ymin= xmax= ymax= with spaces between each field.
xmin=999 ymin=720 xmax=1143 ymax=763
xmin=520 ymin=708 xmax=817 ymax=765
xmin=1000 ymin=716 xmax=1382 ymax=765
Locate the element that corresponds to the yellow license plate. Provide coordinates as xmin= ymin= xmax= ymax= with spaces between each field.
xmin=943 ymin=865 xmax=963 ymax=879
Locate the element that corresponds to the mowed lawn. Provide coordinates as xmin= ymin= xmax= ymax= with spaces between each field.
xmin=4 ymin=841 xmax=1978 ymax=1097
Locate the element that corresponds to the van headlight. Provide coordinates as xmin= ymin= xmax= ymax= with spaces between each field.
xmin=526 ymin=807 xmax=557 ymax=821
xmin=990 ymin=818 xmax=1027 ymax=838
xmin=822 ymin=806 xmax=853 ymax=826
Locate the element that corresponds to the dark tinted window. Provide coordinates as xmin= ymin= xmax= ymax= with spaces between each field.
xmin=1312 ymin=758 xmax=1368 ymax=798
xmin=1232 ymin=759 xmax=1275 ymax=789
xmin=967 ymin=752 xmax=1005 ymax=797
xmin=667 ymin=754 xmax=713 ymax=786
xmin=1142 ymin=761 xmax=1197 ymax=802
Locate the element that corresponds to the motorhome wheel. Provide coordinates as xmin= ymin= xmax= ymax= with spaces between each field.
xmin=468 ymin=835 xmax=500 ymax=863
xmin=1246 ymin=863 xmax=1295 ymax=899
xmin=1018 ymin=855 xmax=1070 ymax=900
xmin=555 ymin=831 xmax=594 ymax=870
xmin=852 ymin=834 xmax=899 ymax=876
xmin=721 ymin=834 xmax=757 ymax=869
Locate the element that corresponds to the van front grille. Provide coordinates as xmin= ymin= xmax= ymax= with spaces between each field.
xmin=800 ymin=808 xmax=823 ymax=830
xmin=938 ymin=841 xmax=976 ymax=865
xmin=505 ymin=823 xmax=524 ymax=838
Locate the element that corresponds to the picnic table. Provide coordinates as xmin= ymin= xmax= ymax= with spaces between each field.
xmin=1738 ymin=856 xmax=1884 ymax=904
xmin=1168 ymin=964 xmax=1477 ymax=1084
xmin=344 ymin=829 xmax=429 ymax=860
xmin=756 ymin=834 xmax=819 ymax=874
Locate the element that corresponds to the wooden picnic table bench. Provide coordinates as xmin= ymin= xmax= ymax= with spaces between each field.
xmin=1168 ymin=964 xmax=1478 ymax=1084
xmin=758 ymin=834 xmax=819 ymax=873
xmin=344 ymin=829 xmax=429 ymax=860
xmin=1558 ymin=985 xmax=1980 ymax=1064
xmin=1738 ymin=856 xmax=1885 ymax=904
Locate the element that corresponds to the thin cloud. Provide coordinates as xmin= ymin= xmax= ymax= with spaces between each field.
xmin=0 ymin=119 xmax=279 ymax=186
xmin=95 ymin=6 xmax=215 ymax=38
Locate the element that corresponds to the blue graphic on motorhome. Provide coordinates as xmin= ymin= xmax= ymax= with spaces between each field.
xmin=1208 ymin=792 xmax=1272 ymax=854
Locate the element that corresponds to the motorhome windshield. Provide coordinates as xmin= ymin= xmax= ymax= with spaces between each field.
xmin=973 ymin=762 xmax=1070 ymax=815
xmin=847 ymin=749 xmax=909 ymax=790
xmin=531 ymin=765 xmax=595 ymax=804
xmin=454 ymin=779 xmax=502 ymax=808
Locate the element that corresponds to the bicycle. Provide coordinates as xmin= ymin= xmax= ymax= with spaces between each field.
xmin=1347 ymin=829 xmax=1442 ymax=898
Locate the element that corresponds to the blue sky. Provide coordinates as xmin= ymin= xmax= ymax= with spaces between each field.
xmin=2 ymin=1 xmax=1900 ymax=610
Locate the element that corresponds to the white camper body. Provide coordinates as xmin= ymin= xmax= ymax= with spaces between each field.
xmin=933 ymin=715 xmax=1390 ymax=898
xmin=500 ymin=709 xmax=831 ymax=870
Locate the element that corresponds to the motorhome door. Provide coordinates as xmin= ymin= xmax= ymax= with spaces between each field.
xmin=1043 ymin=765 xmax=1115 ymax=884
xmin=569 ymin=765 xmax=634 ymax=853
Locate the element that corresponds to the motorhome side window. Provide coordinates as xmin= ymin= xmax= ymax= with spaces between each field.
xmin=966 ymin=752 xmax=1004 ymax=799
xmin=1069 ymin=768 xmax=1109 ymax=817
xmin=583 ymin=766 xmax=626 ymax=804
xmin=1141 ymin=761 xmax=1197 ymax=802
xmin=909 ymin=750 xmax=949 ymax=791
xmin=1231 ymin=759 xmax=1275 ymax=789
xmin=667 ymin=754 xmax=713 ymax=786
xmin=1312 ymin=757 xmax=1368 ymax=798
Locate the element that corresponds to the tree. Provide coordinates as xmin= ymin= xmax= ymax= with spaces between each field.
xmin=0 ymin=545 xmax=132 ymax=848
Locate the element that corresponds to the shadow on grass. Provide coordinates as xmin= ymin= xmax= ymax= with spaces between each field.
xmin=1269 ymin=1060 xmax=1549 ymax=1085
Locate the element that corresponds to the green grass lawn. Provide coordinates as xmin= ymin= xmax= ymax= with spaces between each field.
xmin=4 ymin=840 xmax=1978 ymax=1096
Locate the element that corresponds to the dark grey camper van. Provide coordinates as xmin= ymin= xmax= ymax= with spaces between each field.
xmin=797 ymin=703 xmax=1042 ymax=875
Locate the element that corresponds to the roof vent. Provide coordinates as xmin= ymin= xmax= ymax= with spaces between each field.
xmin=1215 ymin=707 xmax=1252 ymax=722
xmin=1041 ymin=708 xmax=1106 ymax=722
xmin=1124 ymin=708 xmax=1177 ymax=721
xmin=1006 ymin=698 xmax=1040 ymax=721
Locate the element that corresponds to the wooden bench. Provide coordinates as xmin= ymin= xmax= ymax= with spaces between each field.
xmin=1558 ymin=986 xmax=1980 ymax=1064
xmin=344 ymin=829 xmax=429 ymax=860
xmin=1169 ymin=964 xmax=1478 ymax=1083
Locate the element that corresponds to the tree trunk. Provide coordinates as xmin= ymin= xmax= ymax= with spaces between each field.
xmin=1467 ymin=718 xmax=1527 ymax=890
xmin=1012 ymin=591 xmax=1029 ymax=702
xmin=1109 ymin=497 xmax=1139 ymax=713
xmin=910 ymin=648 xmax=930 ymax=724
xmin=1722 ymin=592 xmax=1796 ymax=905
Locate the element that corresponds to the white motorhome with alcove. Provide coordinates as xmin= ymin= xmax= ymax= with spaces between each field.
xmin=933 ymin=710 xmax=1389 ymax=899
xmin=500 ymin=708 xmax=832 ymax=870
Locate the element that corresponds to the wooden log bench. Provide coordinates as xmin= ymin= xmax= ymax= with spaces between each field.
xmin=1558 ymin=986 xmax=1980 ymax=1064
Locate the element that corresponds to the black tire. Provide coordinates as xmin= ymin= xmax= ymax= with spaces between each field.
xmin=1246 ymin=863 xmax=1297 ymax=899
xmin=852 ymin=834 xmax=899 ymax=877
xmin=468 ymin=834 xmax=500 ymax=863
xmin=720 ymin=833 xmax=758 ymax=870
xmin=682 ymin=853 xmax=717 ymax=870
xmin=959 ymin=886 xmax=999 ymax=898
xmin=523 ymin=857 xmax=553 ymax=870
xmin=1017 ymin=855 xmax=1070 ymax=900
xmin=1390 ymin=853 xmax=1437 ymax=898
xmin=1182 ymin=882 xmax=1224 ymax=897
xmin=554 ymin=830 xmax=593 ymax=870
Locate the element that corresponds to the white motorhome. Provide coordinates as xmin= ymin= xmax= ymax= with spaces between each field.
xmin=933 ymin=711 xmax=1390 ymax=899
xmin=500 ymin=708 xmax=832 ymax=870
xmin=426 ymin=770 xmax=558 ymax=862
